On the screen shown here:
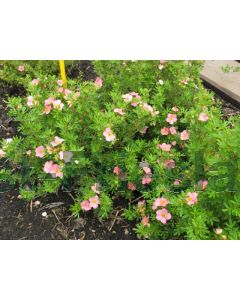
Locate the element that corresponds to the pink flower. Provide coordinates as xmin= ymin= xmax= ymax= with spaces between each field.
xmin=103 ymin=128 xmax=116 ymax=142
xmin=57 ymin=80 xmax=63 ymax=86
xmin=180 ymin=130 xmax=190 ymax=141
xmin=127 ymin=182 xmax=136 ymax=191
xmin=81 ymin=200 xmax=92 ymax=211
xmin=130 ymin=92 xmax=140 ymax=98
xmin=45 ymin=97 xmax=54 ymax=106
xmin=27 ymin=96 xmax=34 ymax=107
xmin=131 ymin=102 xmax=139 ymax=107
xmin=91 ymin=183 xmax=101 ymax=194
xmin=173 ymin=179 xmax=181 ymax=186
xmin=89 ymin=195 xmax=100 ymax=209
xmin=186 ymin=192 xmax=198 ymax=205
xmin=172 ymin=106 xmax=179 ymax=112
xmin=164 ymin=159 xmax=175 ymax=169
xmin=152 ymin=197 xmax=169 ymax=210
xmin=114 ymin=108 xmax=125 ymax=115
xmin=122 ymin=93 xmax=133 ymax=103
xmin=64 ymin=89 xmax=72 ymax=96
xmin=198 ymin=180 xmax=208 ymax=190
xmin=94 ymin=77 xmax=103 ymax=88
xmin=138 ymin=200 xmax=145 ymax=208
xmin=198 ymin=112 xmax=208 ymax=122
xmin=161 ymin=127 xmax=170 ymax=136
xmin=43 ymin=161 xmax=54 ymax=173
xmin=141 ymin=216 xmax=150 ymax=227
xmin=113 ymin=166 xmax=121 ymax=176
xmin=171 ymin=141 xmax=177 ymax=146
xmin=50 ymin=163 xmax=63 ymax=178
xmin=35 ymin=146 xmax=45 ymax=158
xmin=158 ymin=143 xmax=172 ymax=152
xmin=58 ymin=87 xmax=64 ymax=93
xmin=143 ymin=166 xmax=152 ymax=175
xmin=156 ymin=208 xmax=171 ymax=224
xmin=43 ymin=105 xmax=52 ymax=115
xmin=53 ymin=99 xmax=64 ymax=110
xmin=0 ymin=149 xmax=6 ymax=158
xmin=169 ymin=126 xmax=177 ymax=135
xmin=166 ymin=113 xmax=177 ymax=125
xmin=142 ymin=176 xmax=152 ymax=185
xmin=51 ymin=136 xmax=64 ymax=147
xmin=31 ymin=78 xmax=40 ymax=85
xmin=180 ymin=78 xmax=190 ymax=85
xmin=139 ymin=127 xmax=148 ymax=134
xmin=18 ymin=65 xmax=24 ymax=72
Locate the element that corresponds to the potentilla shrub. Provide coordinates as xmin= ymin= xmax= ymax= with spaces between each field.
xmin=1 ymin=60 xmax=240 ymax=239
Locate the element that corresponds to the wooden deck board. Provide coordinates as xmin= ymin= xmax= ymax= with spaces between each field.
xmin=200 ymin=60 xmax=240 ymax=108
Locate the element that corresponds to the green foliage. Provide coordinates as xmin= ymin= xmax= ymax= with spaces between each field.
xmin=1 ymin=60 xmax=240 ymax=239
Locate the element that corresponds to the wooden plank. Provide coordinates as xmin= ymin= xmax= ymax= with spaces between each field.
xmin=200 ymin=60 xmax=240 ymax=108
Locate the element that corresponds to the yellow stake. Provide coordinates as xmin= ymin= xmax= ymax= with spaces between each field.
xmin=59 ymin=60 xmax=67 ymax=88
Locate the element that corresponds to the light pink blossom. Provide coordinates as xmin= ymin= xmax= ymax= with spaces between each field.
xmin=53 ymin=99 xmax=64 ymax=110
xmin=81 ymin=200 xmax=92 ymax=211
xmin=141 ymin=216 xmax=150 ymax=227
xmin=139 ymin=127 xmax=148 ymax=134
xmin=51 ymin=136 xmax=64 ymax=147
xmin=122 ymin=93 xmax=133 ymax=103
xmin=198 ymin=112 xmax=208 ymax=122
xmin=156 ymin=208 xmax=171 ymax=224
xmin=57 ymin=80 xmax=63 ymax=86
xmin=172 ymin=106 xmax=179 ymax=112
xmin=27 ymin=96 xmax=34 ymax=107
xmin=59 ymin=151 xmax=73 ymax=163
xmin=127 ymin=182 xmax=136 ymax=191
xmin=89 ymin=195 xmax=100 ymax=209
xmin=186 ymin=192 xmax=198 ymax=205
xmin=158 ymin=143 xmax=172 ymax=152
xmin=45 ymin=97 xmax=54 ymax=106
xmin=50 ymin=163 xmax=63 ymax=178
xmin=43 ymin=161 xmax=54 ymax=173
xmin=31 ymin=78 xmax=40 ymax=85
xmin=114 ymin=108 xmax=125 ymax=115
xmin=18 ymin=65 xmax=24 ymax=72
xmin=166 ymin=113 xmax=177 ymax=125
xmin=164 ymin=159 xmax=175 ymax=169
xmin=43 ymin=105 xmax=52 ymax=115
xmin=138 ymin=200 xmax=145 ymax=207
xmin=64 ymin=89 xmax=72 ymax=96
xmin=103 ymin=128 xmax=116 ymax=142
xmin=131 ymin=102 xmax=139 ymax=107
xmin=94 ymin=77 xmax=103 ymax=88
xmin=198 ymin=180 xmax=208 ymax=190
xmin=113 ymin=166 xmax=121 ymax=176
xmin=91 ymin=183 xmax=101 ymax=194
xmin=142 ymin=176 xmax=152 ymax=185
xmin=35 ymin=146 xmax=45 ymax=158
xmin=173 ymin=179 xmax=181 ymax=186
xmin=143 ymin=166 xmax=152 ymax=175
xmin=161 ymin=127 xmax=170 ymax=136
xmin=171 ymin=141 xmax=177 ymax=146
xmin=0 ymin=149 xmax=6 ymax=158
xmin=169 ymin=126 xmax=177 ymax=135
xmin=180 ymin=130 xmax=190 ymax=141
xmin=58 ymin=87 xmax=64 ymax=93
xmin=152 ymin=197 xmax=169 ymax=210
xmin=130 ymin=92 xmax=140 ymax=98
